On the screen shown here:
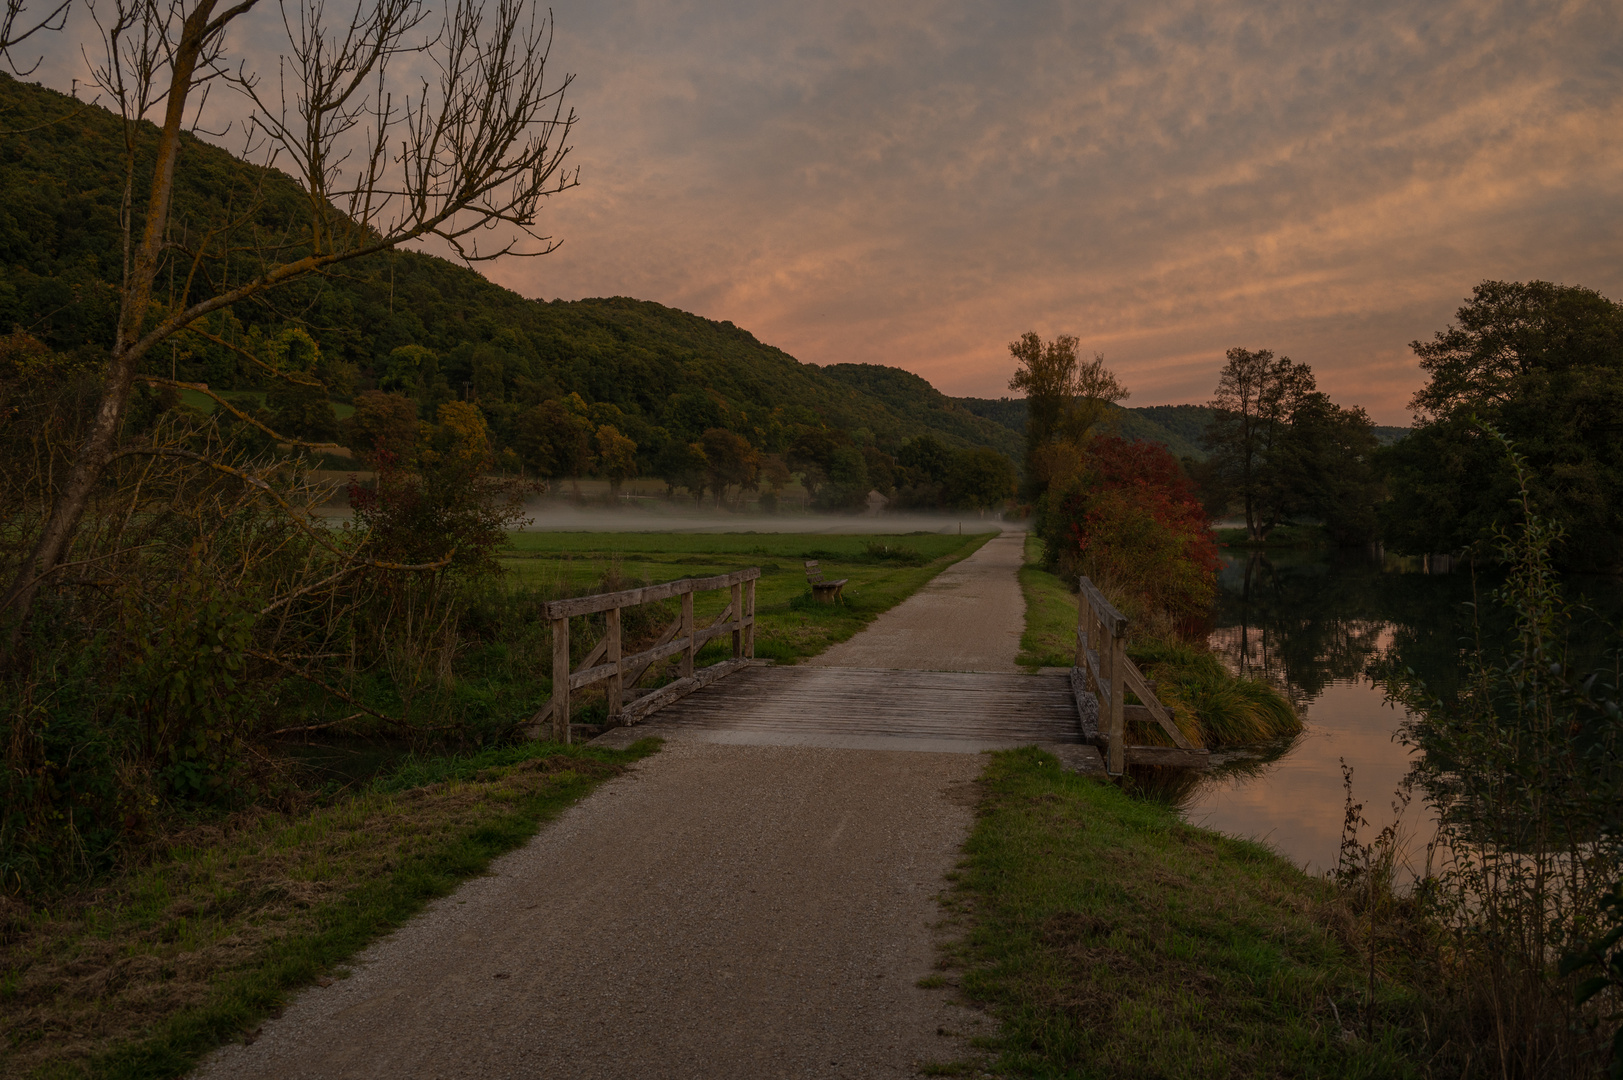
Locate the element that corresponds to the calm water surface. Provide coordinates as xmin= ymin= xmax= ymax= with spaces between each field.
xmin=1177 ymin=548 xmax=1623 ymax=877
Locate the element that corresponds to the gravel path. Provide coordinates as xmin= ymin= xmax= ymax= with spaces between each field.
xmin=194 ymin=527 xmax=1027 ymax=1079
xmin=808 ymin=530 xmax=1026 ymax=672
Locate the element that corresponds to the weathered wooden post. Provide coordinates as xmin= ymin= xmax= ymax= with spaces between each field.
xmin=1106 ymin=620 xmax=1126 ymax=775
xmin=743 ymin=578 xmax=756 ymax=659
xmin=1074 ymin=588 xmax=1087 ymax=668
xmin=606 ymin=604 xmax=623 ymax=723
xmin=551 ymin=615 xmax=571 ymax=743
xmin=681 ymin=590 xmax=695 ymax=678
xmin=731 ymin=582 xmax=743 ymax=659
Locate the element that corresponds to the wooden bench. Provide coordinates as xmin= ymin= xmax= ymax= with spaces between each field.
xmin=804 ymin=560 xmax=848 ymax=604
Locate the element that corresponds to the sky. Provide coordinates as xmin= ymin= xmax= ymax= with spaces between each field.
xmin=32 ymin=0 xmax=1623 ymax=423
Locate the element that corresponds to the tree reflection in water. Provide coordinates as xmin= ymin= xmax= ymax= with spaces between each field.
xmin=1157 ymin=546 xmax=1622 ymax=874
xmin=1212 ymin=547 xmax=1621 ymax=709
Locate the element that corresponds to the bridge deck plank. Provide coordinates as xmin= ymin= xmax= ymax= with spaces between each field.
xmin=645 ymin=665 xmax=1086 ymax=746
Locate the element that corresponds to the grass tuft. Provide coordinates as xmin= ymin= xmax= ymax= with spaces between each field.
xmin=1128 ymin=639 xmax=1302 ymax=747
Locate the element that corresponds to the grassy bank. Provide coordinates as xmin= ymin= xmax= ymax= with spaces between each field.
xmin=1 ymin=739 xmax=658 ymax=1079
xmin=1017 ymin=535 xmax=1297 ymax=748
xmin=931 ymin=748 xmax=1420 ymax=1078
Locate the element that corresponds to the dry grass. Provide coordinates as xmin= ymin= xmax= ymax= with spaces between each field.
xmin=1 ymin=742 xmax=651 ymax=1079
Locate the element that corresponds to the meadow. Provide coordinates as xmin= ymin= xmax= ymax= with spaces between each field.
xmin=497 ymin=528 xmax=996 ymax=667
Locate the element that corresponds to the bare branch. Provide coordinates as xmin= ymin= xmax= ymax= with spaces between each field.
xmin=247 ymin=650 xmax=438 ymax=731
xmin=141 ymin=376 xmax=341 ymax=449
xmin=0 ymin=0 xmax=71 ymax=75
xmin=3 ymin=0 xmax=578 ymax=640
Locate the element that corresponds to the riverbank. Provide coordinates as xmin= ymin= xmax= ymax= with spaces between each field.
xmin=931 ymin=747 xmax=1421 ymax=1078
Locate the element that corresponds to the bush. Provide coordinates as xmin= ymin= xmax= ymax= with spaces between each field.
xmin=1037 ymin=436 xmax=1219 ymax=626
xmin=1129 ymin=638 xmax=1301 ymax=747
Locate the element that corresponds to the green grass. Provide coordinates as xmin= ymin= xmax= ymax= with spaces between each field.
xmin=933 ymin=748 xmax=1421 ymax=1078
xmin=3 ymin=739 xmax=659 ymax=1080
xmin=1018 ymin=533 xmax=1080 ymax=669
xmin=499 ymin=529 xmax=996 ymax=666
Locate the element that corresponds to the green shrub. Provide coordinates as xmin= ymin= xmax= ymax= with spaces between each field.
xmin=1130 ymin=638 xmax=1301 ymax=748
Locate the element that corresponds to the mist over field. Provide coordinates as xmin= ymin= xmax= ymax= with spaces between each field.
xmin=510 ymin=498 xmax=1016 ymax=535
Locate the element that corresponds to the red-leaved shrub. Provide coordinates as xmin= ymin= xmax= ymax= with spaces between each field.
xmin=1038 ymin=436 xmax=1219 ymax=625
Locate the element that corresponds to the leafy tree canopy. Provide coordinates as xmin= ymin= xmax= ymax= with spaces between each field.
xmin=1383 ymin=280 xmax=1623 ymax=569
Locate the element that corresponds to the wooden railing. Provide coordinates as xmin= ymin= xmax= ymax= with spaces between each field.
xmin=531 ymin=568 xmax=760 ymax=743
xmin=1073 ymin=576 xmax=1209 ymax=774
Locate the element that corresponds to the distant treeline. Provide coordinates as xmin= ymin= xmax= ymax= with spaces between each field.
xmin=956 ymin=398 xmax=1410 ymax=460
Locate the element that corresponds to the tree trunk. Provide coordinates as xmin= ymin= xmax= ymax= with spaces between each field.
xmin=1 ymin=0 xmax=218 ymax=651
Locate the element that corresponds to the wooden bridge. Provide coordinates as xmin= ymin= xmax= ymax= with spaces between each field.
xmin=531 ymin=567 xmax=1208 ymax=774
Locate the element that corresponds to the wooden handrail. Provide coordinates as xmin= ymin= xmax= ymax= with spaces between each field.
xmin=543 ymin=568 xmax=760 ymax=619
xmin=534 ymin=569 xmax=760 ymax=743
xmin=1074 ymin=574 xmax=1204 ymax=773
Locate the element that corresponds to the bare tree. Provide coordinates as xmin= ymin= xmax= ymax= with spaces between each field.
xmin=0 ymin=0 xmax=577 ymax=647
xmin=0 ymin=0 xmax=71 ymax=74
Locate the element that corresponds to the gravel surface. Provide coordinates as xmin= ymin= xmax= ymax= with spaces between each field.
xmin=193 ymin=527 xmax=1029 ymax=1079
xmin=196 ymin=742 xmax=988 ymax=1079
xmin=808 ymin=530 xmax=1025 ymax=672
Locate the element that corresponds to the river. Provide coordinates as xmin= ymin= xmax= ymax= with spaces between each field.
xmin=1173 ymin=546 xmax=1623 ymax=878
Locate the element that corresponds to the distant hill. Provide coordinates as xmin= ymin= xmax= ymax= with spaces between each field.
xmin=956 ymin=397 xmax=1209 ymax=459
xmin=819 ymin=364 xmax=1022 ymax=461
xmin=957 ymin=396 xmax=1410 ymax=458
xmin=1372 ymin=425 xmax=1409 ymax=445
xmin=0 ymin=74 xmax=1017 ymax=471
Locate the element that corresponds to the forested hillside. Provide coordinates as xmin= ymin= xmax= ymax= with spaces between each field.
xmin=957 ymin=398 xmax=1211 ymax=459
xmin=957 ymin=397 xmax=1408 ymax=460
xmin=0 ymin=74 xmax=1015 ymax=485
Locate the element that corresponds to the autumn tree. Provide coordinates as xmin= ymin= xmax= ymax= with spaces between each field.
xmin=515 ymin=398 xmax=594 ymax=488
xmin=594 ymin=424 xmax=638 ymax=497
xmin=1006 ymin=331 xmax=1127 ymax=493
xmin=699 ymin=427 xmax=757 ymax=508
xmin=343 ymin=390 xmax=421 ymax=464
xmin=1 ymin=0 xmax=579 ymax=646
xmin=756 ymin=454 xmax=792 ymax=511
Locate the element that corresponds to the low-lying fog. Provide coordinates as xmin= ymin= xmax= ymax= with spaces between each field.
xmin=315 ymin=496 xmax=1017 ymax=534
xmin=510 ymin=498 xmax=1017 ymax=534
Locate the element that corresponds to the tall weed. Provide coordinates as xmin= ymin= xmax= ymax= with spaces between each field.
xmin=1380 ymin=428 xmax=1623 ymax=1078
